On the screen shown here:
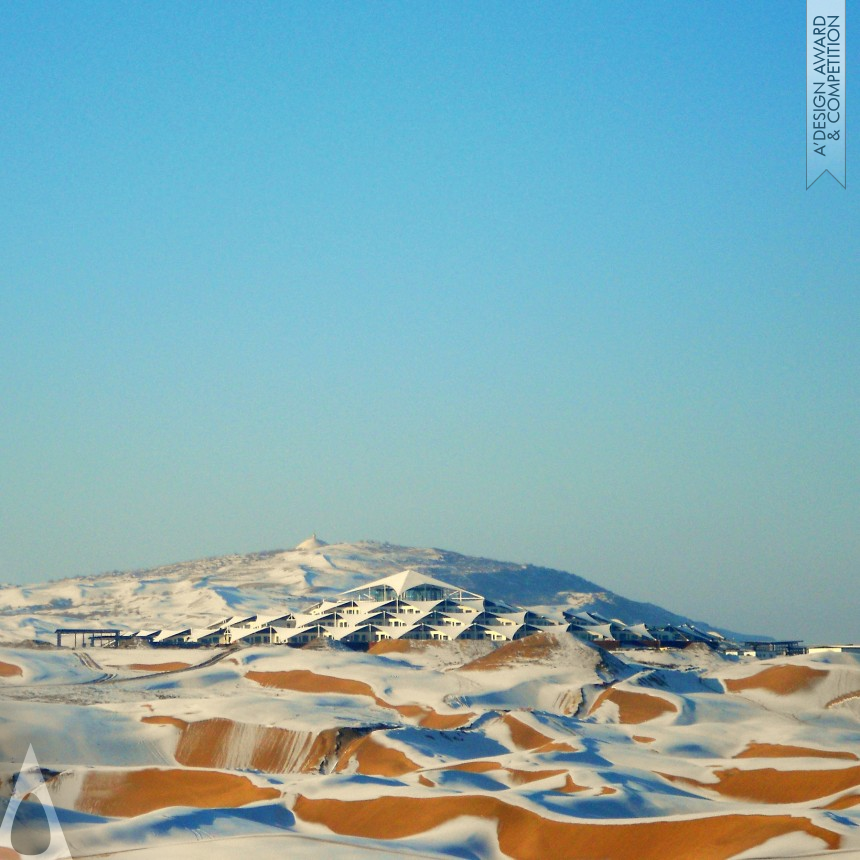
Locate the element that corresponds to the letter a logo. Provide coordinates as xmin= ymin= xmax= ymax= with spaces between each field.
xmin=0 ymin=745 xmax=71 ymax=859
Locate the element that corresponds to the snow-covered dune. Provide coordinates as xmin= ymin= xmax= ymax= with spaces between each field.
xmin=2 ymin=636 xmax=859 ymax=858
xmin=1 ymin=541 xmax=858 ymax=858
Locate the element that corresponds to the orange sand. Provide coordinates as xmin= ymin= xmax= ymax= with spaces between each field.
xmin=300 ymin=729 xmax=341 ymax=772
xmin=178 ymin=719 xmax=314 ymax=772
xmin=589 ymin=688 xmax=677 ymax=724
xmin=142 ymin=715 xmax=188 ymax=730
xmin=128 ymin=662 xmax=191 ymax=672
xmin=141 ymin=715 xmax=338 ymax=773
xmin=501 ymin=714 xmax=575 ymax=752
xmin=735 ymin=743 xmax=857 ymax=761
xmin=633 ymin=736 xmax=656 ymax=744
xmin=827 ymin=690 xmax=860 ymax=708
xmin=0 ymin=661 xmax=23 ymax=678
xmin=443 ymin=760 xmax=503 ymax=774
xmin=246 ymin=668 xmax=473 ymax=729
xmin=247 ymin=668 xmax=376 ymax=698
xmin=724 ymin=665 xmax=828 ymax=695
xmin=369 ymin=639 xmax=446 ymax=655
xmin=665 ymin=765 xmax=860 ymax=804
xmin=505 ymin=767 xmax=568 ymax=786
xmin=334 ymin=735 xmax=420 ymax=777
xmin=553 ymin=688 xmax=582 ymax=715
xmin=558 ymin=774 xmax=589 ymax=793
xmin=292 ymin=795 xmax=840 ymax=860
xmin=394 ymin=703 xmax=474 ymax=729
xmin=77 ymin=768 xmax=280 ymax=817
xmin=458 ymin=632 xmax=562 ymax=671
xmin=824 ymin=794 xmax=860 ymax=810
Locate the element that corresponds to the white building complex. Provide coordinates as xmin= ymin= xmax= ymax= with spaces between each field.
xmin=138 ymin=569 xmax=562 ymax=648
xmin=57 ymin=567 xmax=800 ymax=657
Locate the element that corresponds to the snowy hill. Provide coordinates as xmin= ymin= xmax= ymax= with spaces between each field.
xmin=2 ymin=538 xmax=859 ymax=859
xmin=0 ymin=538 xmax=761 ymax=643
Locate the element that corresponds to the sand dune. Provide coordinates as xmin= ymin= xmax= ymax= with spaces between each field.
xmin=501 ymin=714 xmax=575 ymax=752
xmin=665 ymin=764 xmax=860 ymax=804
xmin=824 ymin=793 xmax=860 ymax=810
xmin=142 ymin=715 xmax=320 ymax=772
xmin=381 ymin=703 xmax=463 ymax=727
xmin=369 ymin=639 xmax=445 ymax=655
xmin=735 ymin=742 xmax=858 ymax=760
xmin=334 ymin=734 xmax=421 ymax=777
xmin=128 ymin=661 xmax=191 ymax=672
xmin=292 ymin=795 xmax=841 ymax=859
xmin=436 ymin=760 xmax=573 ymax=789
xmin=458 ymin=631 xmax=572 ymax=671
xmin=589 ymin=686 xmax=677 ymax=723
xmin=724 ymin=664 xmax=828 ymax=695
xmin=504 ymin=766 xmax=569 ymax=786
xmin=247 ymin=667 xmax=377 ymax=698
xmin=3 ymin=639 xmax=859 ymax=858
xmin=393 ymin=702 xmax=474 ymax=729
xmin=141 ymin=714 xmax=348 ymax=773
xmin=0 ymin=661 xmax=22 ymax=678
xmin=175 ymin=719 xmax=318 ymax=772
xmin=827 ymin=689 xmax=860 ymax=708
xmin=245 ymin=667 xmax=471 ymax=728
xmin=558 ymin=774 xmax=590 ymax=793
xmin=441 ymin=759 xmax=502 ymax=773
xmin=75 ymin=767 xmax=280 ymax=817
xmin=141 ymin=714 xmax=189 ymax=730
xmin=552 ymin=687 xmax=582 ymax=714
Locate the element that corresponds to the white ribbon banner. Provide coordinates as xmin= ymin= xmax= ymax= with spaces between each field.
xmin=807 ymin=0 xmax=847 ymax=188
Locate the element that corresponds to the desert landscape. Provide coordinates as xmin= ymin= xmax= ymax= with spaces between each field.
xmin=1 ymin=541 xmax=859 ymax=859
xmin=4 ymin=3 xmax=856 ymax=857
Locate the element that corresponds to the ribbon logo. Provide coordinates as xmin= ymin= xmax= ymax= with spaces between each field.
xmin=807 ymin=0 xmax=847 ymax=188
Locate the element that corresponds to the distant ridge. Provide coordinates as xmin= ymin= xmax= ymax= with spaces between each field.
xmin=0 ymin=538 xmax=767 ymax=643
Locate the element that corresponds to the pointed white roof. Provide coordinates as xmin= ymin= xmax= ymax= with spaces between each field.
xmin=589 ymin=624 xmax=615 ymax=640
xmin=153 ymin=628 xmax=191 ymax=642
xmin=340 ymin=568 xmax=481 ymax=600
xmin=627 ymin=623 xmax=657 ymax=640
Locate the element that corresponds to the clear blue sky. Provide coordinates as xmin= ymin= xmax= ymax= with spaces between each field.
xmin=1 ymin=1 xmax=857 ymax=644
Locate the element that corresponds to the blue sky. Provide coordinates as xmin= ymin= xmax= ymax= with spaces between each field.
xmin=1 ymin=1 xmax=857 ymax=644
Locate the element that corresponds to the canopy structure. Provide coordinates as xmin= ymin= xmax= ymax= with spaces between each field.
xmin=340 ymin=569 xmax=484 ymax=604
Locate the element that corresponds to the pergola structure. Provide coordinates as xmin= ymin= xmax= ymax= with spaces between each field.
xmin=56 ymin=628 xmax=120 ymax=648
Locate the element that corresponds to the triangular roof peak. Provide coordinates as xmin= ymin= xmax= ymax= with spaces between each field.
xmin=341 ymin=568 xmax=482 ymax=600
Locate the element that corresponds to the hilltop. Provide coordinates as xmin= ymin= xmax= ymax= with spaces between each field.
xmin=0 ymin=538 xmax=760 ymax=644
